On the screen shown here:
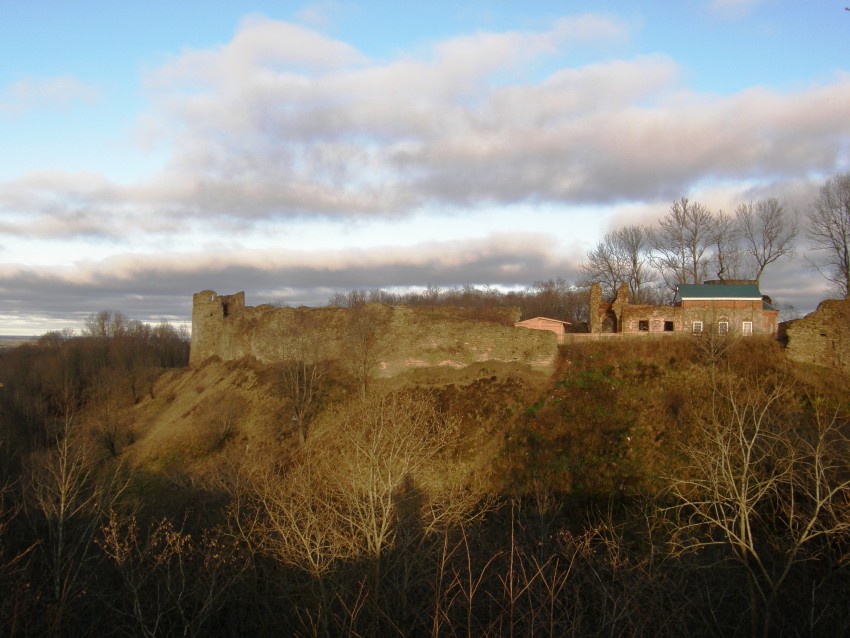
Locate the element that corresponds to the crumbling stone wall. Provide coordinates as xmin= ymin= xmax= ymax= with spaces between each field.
xmin=784 ymin=298 xmax=850 ymax=374
xmin=620 ymin=305 xmax=682 ymax=333
xmin=190 ymin=291 xmax=557 ymax=373
xmin=589 ymin=283 xmax=616 ymax=333
xmin=190 ymin=291 xmax=246 ymax=366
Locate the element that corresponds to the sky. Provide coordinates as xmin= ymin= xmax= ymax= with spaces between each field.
xmin=1 ymin=0 xmax=849 ymax=335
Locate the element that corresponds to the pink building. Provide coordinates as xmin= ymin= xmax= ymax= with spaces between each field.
xmin=514 ymin=317 xmax=571 ymax=341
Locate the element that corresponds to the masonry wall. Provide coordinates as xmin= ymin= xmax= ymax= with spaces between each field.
xmin=589 ymin=282 xmax=616 ymax=333
xmin=784 ymin=298 xmax=850 ymax=374
xmin=680 ymin=300 xmax=777 ymax=335
xmin=190 ymin=290 xmax=246 ymax=366
xmin=190 ymin=291 xmax=558 ymax=374
xmin=619 ymin=305 xmax=682 ymax=333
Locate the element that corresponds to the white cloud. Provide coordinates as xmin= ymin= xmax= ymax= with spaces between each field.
xmin=706 ymin=0 xmax=766 ymax=19
xmin=1 ymin=12 xmax=846 ymax=333
xmin=0 ymin=76 xmax=100 ymax=117
xmin=4 ymin=17 xmax=849 ymax=240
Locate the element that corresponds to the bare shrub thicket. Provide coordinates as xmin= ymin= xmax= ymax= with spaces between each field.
xmin=227 ymin=391 xmax=491 ymax=635
xmin=24 ymin=414 xmax=129 ymax=637
xmin=195 ymin=393 xmax=246 ymax=452
xmin=328 ymin=278 xmax=589 ymax=326
xmin=664 ymin=368 xmax=850 ymax=637
xmin=99 ymin=511 xmax=244 ymax=638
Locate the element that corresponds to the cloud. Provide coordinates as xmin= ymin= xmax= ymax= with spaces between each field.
xmin=0 ymin=76 xmax=100 ymax=117
xmin=0 ymin=232 xmax=581 ymax=330
xmin=4 ymin=16 xmax=849 ymax=242
xmin=134 ymin=16 xmax=848 ymax=224
xmin=706 ymin=0 xmax=766 ymax=19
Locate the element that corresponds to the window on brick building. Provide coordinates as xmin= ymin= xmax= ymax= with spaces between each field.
xmin=742 ymin=321 xmax=753 ymax=336
xmin=693 ymin=321 xmax=703 ymax=334
xmin=664 ymin=321 xmax=674 ymax=331
xmin=718 ymin=321 xmax=729 ymax=336
xmin=638 ymin=320 xmax=649 ymax=331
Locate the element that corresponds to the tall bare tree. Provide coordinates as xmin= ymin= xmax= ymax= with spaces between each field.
xmin=651 ymin=198 xmax=715 ymax=293
xmin=737 ymin=198 xmax=797 ymax=284
xmin=711 ymin=209 xmax=745 ymax=281
xmin=806 ymin=172 xmax=850 ymax=298
xmin=580 ymin=234 xmax=626 ymax=299
xmin=345 ymin=303 xmax=388 ymax=401
xmin=277 ymin=311 xmax=327 ymax=445
xmin=25 ymin=401 xmax=126 ymax=637
xmin=580 ymin=225 xmax=653 ymax=302
xmin=617 ymin=225 xmax=654 ymax=303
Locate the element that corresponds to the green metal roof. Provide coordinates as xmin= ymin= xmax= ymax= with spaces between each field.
xmin=676 ymin=284 xmax=763 ymax=300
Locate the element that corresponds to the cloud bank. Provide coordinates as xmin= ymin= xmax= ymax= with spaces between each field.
xmin=0 ymin=10 xmax=847 ymax=332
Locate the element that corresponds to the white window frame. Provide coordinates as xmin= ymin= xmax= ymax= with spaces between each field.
xmin=718 ymin=321 xmax=729 ymax=336
xmin=692 ymin=321 xmax=703 ymax=335
xmin=742 ymin=321 xmax=753 ymax=336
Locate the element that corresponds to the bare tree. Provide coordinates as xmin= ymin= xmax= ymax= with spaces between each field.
xmin=327 ymin=393 xmax=486 ymax=582
xmin=580 ymin=225 xmax=653 ymax=302
xmin=580 ymin=233 xmax=627 ymax=299
xmin=99 ymin=512 xmax=242 ymax=638
xmin=82 ymin=310 xmax=129 ymax=340
xmin=229 ymin=392 xmax=488 ymax=635
xmin=711 ymin=209 xmax=745 ymax=281
xmin=345 ymin=303 xmax=389 ymax=401
xmin=277 ymin=311 xmax=327 ymax=444
xmin=737 ymin=198 xmax=797 ymax=284
xmin=25 ymin=406 xmax=127 ymax=636
xmin=806 ymin=172 xmax=850 ymax=297
xmin=618 ymin=225 xmax=655 ymax=303
xmin=651 ymin=198 xmax=715 ymax=293
xmin=86 ymin=366 xmax=134 ymax=457
xmin=665 ymin=372 xmax=850 ymax=638
xmin=0 ymin=480 xmax=38 ymax=636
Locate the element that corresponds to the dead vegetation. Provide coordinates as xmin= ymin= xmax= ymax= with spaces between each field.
xmin=1 ymin=326 xmax=849 ymax=636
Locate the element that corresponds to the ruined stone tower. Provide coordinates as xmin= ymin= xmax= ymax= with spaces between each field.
xmin=190 ymin=290 xmax=245 ymax=366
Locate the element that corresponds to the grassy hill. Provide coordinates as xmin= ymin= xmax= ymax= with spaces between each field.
xmin=2 ymin=330 xmax=849 ymax=637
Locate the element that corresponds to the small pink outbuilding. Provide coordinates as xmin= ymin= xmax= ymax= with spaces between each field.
xmin=514 ymin=316 xmax=571 ymax=341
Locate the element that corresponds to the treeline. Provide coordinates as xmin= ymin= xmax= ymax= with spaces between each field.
xmin=580 ymin=172 xmax=850 ymax=303
xmin=0 ymin=311 xmax=189 ymax=454
xmin=328 ymin=278 xmax=589 ymax=326
xmin=0 ymin=328 xmax=849 ymax=636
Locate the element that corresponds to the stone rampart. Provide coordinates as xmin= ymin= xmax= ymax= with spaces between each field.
xmin=784 ymin=298 xmax=850 ymax=375
xmin=190 ymin=291 xmax=557 ymax=374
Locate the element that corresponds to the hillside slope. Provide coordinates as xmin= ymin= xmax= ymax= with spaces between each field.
xmin=116 ymin=333 xmax=849 ymax=508
xmin=120 ymin=356 xmax=553 ymax=485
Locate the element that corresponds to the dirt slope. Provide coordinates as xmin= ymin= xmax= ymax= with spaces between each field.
xmin=120 ymin=356 xmax=554 ymax=482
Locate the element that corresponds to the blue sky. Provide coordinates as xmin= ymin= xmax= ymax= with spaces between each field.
xmin=1 ymin=0 xmax=849 ymax=334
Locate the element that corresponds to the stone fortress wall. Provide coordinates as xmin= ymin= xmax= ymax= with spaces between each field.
xmin=190 ymin=290 xmax=559 ymax=375
xmin=189 ymin=289 xmax=849 ymax=378
xmin=784 ymin=298 xmax=850 ymax=375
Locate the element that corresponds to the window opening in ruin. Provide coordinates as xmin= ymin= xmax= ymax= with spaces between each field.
xmin=742 ymin=321 xmax=753 ymax=336
xmin=664 ymin=321 xmax=674 ymax=332
xmin=693 ymin=321 xmax=703 ymax=335
xmin=638 ymin=320 xmax=649 ymax=331
xmin=718 ymin=321 xmax=729 ymax=336
xmin=222 ymin=302 xmax=229 ymax=317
